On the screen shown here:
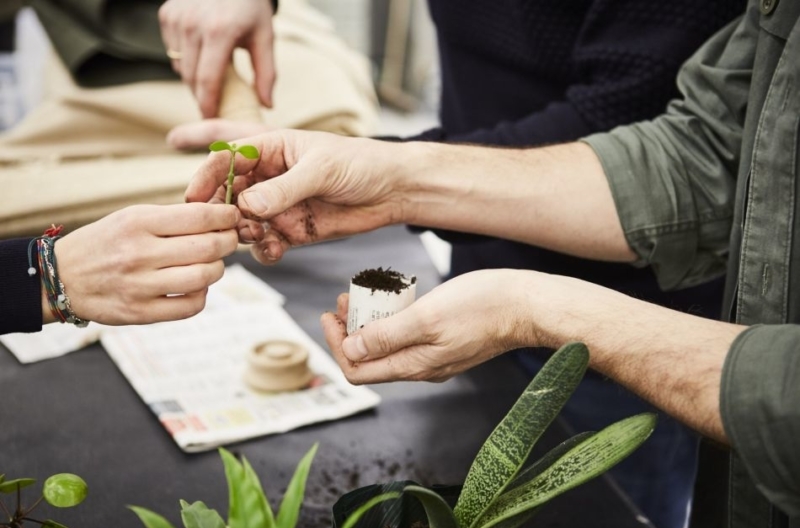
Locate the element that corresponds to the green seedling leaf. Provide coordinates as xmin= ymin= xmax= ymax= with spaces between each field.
xmin=454 ymin=342 xmax=589 ymax=528
xmin=276 ymin=443 xmax=318 ymax=528
xmin=341 ymin=492 xmax=401 ymax=528
xmin=42 ymin=520 xmax=69 ymax=528
xmin=242 ymin=457 xmax=275 ymax=528
xmin=209 ymin=141 xmax=232 ymax=152
xmin=235 ymin=145 xmax=259 ymax=160
xmin=0 ymin=474 xmax=5 ymax=485
xmin=0 ymin=478 xmax=36 ymax=493
xmin=128 ymin=506 xmax=178 ymax=528
xmin=180 ymin=500 xmax=226 ymax=528
xmin=43 ymin=473 xmax=88 ymax=508
xmin=403 ymin=486 xmax=458 ymax=528
xmin=479 ymin=413 xmax=657 ymax=528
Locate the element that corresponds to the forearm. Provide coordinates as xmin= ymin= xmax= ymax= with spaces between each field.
xmin=518 ymin=273 xmax=745 ymax=442
xmin=397 ymin=140 xmax=636 ymax=262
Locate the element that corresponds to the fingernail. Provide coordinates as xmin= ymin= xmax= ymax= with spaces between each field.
xmin=239 ymin=226 xmax=255 ymax=243
xmin=241 ymin=192 xmax=269 ymax=216
xmin=343 ymin=335 xmax=368 ymax=361
xmin=267 ymin=240 xmax=282 ymax=258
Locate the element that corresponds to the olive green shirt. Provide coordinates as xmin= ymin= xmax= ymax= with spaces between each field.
xmin=584 ymin=0 xmax=800 ymax=526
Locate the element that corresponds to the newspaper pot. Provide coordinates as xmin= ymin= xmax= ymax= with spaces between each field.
xmin=347 ymin=268 xmax=417 ymax=335
xmin=332 ymin=481 xmax=462 ymax=528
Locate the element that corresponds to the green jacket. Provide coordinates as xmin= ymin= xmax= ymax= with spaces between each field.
xmin=585 ymin=0 xmax=800 ymax=526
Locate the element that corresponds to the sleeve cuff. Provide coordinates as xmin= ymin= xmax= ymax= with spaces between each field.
xmin=721 ymin=325 xmax=800 ymax=516
xmin=0 ymin=238 xmax=44 ymax=335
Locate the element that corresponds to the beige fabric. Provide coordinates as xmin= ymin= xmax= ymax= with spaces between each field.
xmin=0 ymin=0 xmax=378 ymax=238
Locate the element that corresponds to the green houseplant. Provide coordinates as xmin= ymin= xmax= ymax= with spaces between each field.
xmin=333 ymin=342 xmax=656 ymax=528
xmin=0 ymin=473 xmax=88 ymax=528
xmin=130 ymin=444 xmax=398 ymax=528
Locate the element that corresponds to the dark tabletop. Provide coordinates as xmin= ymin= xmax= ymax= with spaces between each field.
xmin=0 ymin=226 xmax=650 ymax=528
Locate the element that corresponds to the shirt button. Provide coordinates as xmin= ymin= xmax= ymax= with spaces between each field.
xmin=761 ymin=0 xmax=778 ymax=15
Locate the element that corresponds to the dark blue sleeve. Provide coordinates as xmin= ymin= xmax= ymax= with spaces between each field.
xmin=0 ymin=238 xmax=44 ymax=335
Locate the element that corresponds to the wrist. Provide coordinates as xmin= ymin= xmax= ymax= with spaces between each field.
xmin=392 ymin=141 xmax=459 ymax=226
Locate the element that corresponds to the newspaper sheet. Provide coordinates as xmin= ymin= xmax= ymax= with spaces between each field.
xmin=100 ymin=302 xmax=380 ymax=452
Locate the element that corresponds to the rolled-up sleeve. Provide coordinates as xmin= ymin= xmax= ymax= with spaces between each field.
xmin=721 ymin=325 xmax=800 ymax=516
xmin=582 ymin=9 xmax=756 ymax=291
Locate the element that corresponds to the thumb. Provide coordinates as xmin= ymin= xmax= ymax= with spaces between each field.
xmin=342 ymin=308 xmax=425 ymax=362
xmin=237 ymin=161 xmax=322 ymax=219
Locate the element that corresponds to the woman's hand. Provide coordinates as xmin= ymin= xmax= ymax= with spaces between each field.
xmin=159 ymin=0 xmax=276 ymax=117
xmin=50 ymin=203 xmax=240 ymax=325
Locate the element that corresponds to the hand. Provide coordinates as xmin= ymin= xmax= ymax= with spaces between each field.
xmin=185 ymin=130 xmax=412 ymax=265
xmin=159 ymin=0 xmax=276 ymax=117
xmin=320 ymin=270 xmax=541 ymax=384
xmin=50 ymin=204 xmax=240 ymax=325
xmin=167 ymin=119 xmax=271 ymax=151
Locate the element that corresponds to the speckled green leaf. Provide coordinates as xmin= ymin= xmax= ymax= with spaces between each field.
xmin=0 ymin=478 xmax=36 ymax=493
xmin=235 ymin=145 xmax=259 ymax=160
xmin=507 ymin=431 xmax=595 ymax=491
xmin=180 ymin=500 xmax=226 ymax=528
xmin=128 ymin=505 xmax=178 ymax=528
xmin=276 ymin=443 xmax=318 ymax=528
xmin=341 ymin=492 xmax=401 ymax=528
xmin=220 ymin=448 xmax=274 ymax=528
xmin=454 ymin=342 xmax=589 ymax=528
xmin=479 ymin=413 xmax=657 ymax=528
xmin=403 ymin=486 xmax=458 ymax=528
xmin=209 ymin=141 xmax=232 ymax=152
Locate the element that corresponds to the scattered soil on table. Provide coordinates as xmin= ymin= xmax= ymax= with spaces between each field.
xmin=352 ymin=268 xmax=414 ymax=294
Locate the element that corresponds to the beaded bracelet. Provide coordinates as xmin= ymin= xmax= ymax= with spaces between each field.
xmin=27 ymin=225 xmax=90 ymax=328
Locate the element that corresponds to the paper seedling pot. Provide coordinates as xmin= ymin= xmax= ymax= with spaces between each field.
xmin=347 ymin=268 xmax=417 ymax=335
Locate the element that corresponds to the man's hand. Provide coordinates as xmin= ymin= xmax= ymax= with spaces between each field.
xmin=159 ymin=0 xmax=276 ymax=117
xmin=322 ymin=270 xmax=538 ymax=383
xmin=52 ymin=204 xmax=240 ymax=325
xmin=185 ymin=130 xmax=413 ymax=265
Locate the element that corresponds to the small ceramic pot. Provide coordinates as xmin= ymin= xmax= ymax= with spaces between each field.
xmin=244 ymin=340 xmax=314 ymax=393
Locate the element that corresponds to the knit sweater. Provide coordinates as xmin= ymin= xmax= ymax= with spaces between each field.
xmin=413 ymin=0 xmax=744 ymax=313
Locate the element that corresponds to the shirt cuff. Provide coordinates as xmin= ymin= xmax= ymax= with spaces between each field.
xmin=0 ymin=238 xmax=44 ymax=335
xmin=721 ymin=324 xmax=800 ymax=516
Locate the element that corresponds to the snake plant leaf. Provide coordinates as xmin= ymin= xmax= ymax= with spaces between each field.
xmin=478 ymin=413 xmax=657 ymax=528
xmin=507 ymin=431 xmax=596 ymax=491
xmin=209 ymin=141 xmax=232 ymax=152
xmin=276 ymin=443 xmax=318 ymax=528
xmin=242 ymin=457 xmax=275 ymax=528
xmin=43 ymin=473 xmax=88 ymax=508
xmin=0 ymin=478 xmax=36 ymax=493
xmin=341 ymin=492 xmax=402 ymax=528
xmin=235 ymin=145 xmax=260 ymax=160
xmin=220 ymin=448 xmax=274 ymax=528
xmin=403 ymin=486 xmax=458 ymax=528
xmin=454 ymin=342 xmax=589 ymax=528
xmin=180 ymin=500 xmax=226 ymax=528
xmin=128 ymin=506 xmax=178 ymax=528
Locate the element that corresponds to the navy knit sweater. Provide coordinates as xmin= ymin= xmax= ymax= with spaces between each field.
xmin=414 ymin=0 xmax=744 ymax=314
xmin=0 ymin=238 xmax=43 ymax=335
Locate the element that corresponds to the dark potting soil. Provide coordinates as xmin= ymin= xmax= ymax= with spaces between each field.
xmin=351 ymin=267 xmax=416 ymax=294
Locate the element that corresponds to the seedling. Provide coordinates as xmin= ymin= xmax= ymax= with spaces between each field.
xmin=338 ymin=342 xmax=657 ymax=528
xmin=130 ymin=443 xmax=398 ymax=528
xmin=0 ymin=472 xmax=88 ymax=528
xmin=209 ymin=141 xmax=260 ymax=205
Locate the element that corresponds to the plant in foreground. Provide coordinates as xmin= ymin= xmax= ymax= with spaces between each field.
xmin=0 ymin=473 xmax=88 ymax=528
xmin=336 ymin=342 xmax=657 ymax=528
xmin=130 ymin=443 xmax=398 ymax=528
xmin=209 ymin=141 xmax=260 ymax=205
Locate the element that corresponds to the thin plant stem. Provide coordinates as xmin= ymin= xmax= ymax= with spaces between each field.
xmin=0 ymin=498 xmax=11 ymax=521
xmin=22 ymin=496 xmax=43 ymax=517
xmin=225 ymin=150 xmax=236 ymax=204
